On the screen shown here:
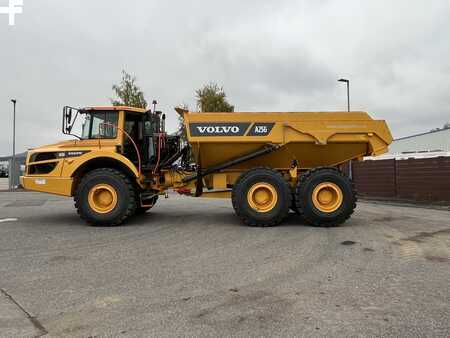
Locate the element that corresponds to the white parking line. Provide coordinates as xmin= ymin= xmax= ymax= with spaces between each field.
xmin=0 ymin=218 xmax=18 ymax=223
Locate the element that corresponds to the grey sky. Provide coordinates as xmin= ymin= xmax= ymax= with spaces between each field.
xmin=1 ymin=0 xmax=449 ymax=156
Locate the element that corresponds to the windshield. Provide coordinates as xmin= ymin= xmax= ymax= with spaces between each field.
xmin=81 ymin=111 xmax=119 ymax=139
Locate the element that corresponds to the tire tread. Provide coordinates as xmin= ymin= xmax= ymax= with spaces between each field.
xmin=294 ymin=166 xmax=357 ymax=227
xmin=74 ymin=168 xmax=136 ymax=226
xmin=232 ymin=167 xmax=290 ymax=227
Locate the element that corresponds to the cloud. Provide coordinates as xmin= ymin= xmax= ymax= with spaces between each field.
xmin=0 ymin=0 xmax=449 ymax=155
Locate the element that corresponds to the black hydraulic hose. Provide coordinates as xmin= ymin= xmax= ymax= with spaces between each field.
xmin=159 ymin=145 xmax=189 ymax=169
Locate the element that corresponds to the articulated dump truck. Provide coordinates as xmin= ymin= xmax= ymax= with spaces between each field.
xmin=21 ymin=105 xmax=392 ymax=227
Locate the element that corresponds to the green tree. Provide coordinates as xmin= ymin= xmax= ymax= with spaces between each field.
xmin=111 ymin=70 xmax=147 ymax=108
xmin=195 ymin=82 xmax=234 ymax=112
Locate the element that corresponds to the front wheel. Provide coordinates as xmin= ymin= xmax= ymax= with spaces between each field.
xmin=74 ymin=168 xmax=136 ymax=226
xmin=294 ymin=167 xmax=356 ymax=227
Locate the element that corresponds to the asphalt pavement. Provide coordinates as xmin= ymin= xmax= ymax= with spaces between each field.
xmin=0 ymin=191 xmax=449 ymax=337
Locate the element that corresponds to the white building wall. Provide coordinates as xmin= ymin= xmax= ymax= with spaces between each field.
xmin=389 ymin=128 xmax=450 ymax=154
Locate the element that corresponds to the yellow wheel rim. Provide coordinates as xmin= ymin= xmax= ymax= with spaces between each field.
xmin=247 ymin=182 xmax=278 ymax=213
xmin=88 ymin=183 xmax=118 ymax=214
xmin=312 ymin=182 xmax=343 ymax=213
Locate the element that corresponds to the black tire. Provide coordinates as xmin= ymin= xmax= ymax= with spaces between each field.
xmin=135 ymin=195 xmax=158 ymax=214
xmin=74 ymin=168 xmax=136 ymax=226
xmin=232 ymin=167 xmax=290 ymax=227
xmin=294 ymin=167 xmax=356 ymax=227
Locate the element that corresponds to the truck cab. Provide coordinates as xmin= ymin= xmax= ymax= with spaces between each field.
xmin=21 ymin=105 xmax=182 ymax=199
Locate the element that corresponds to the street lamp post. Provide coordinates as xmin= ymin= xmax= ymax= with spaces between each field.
xmin=337 ymin=79 xmax=352 ymax=179
xmin=338 ymin=78 xmax=350 ymax=112
xmin=10 ymin=99 xmax=16 ymax=191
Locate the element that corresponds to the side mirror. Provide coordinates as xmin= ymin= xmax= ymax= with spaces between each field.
xmin=66 ymin=108 xmax=72 ymax=124
xmin=65 ymin=108 xmax=73 ymax=133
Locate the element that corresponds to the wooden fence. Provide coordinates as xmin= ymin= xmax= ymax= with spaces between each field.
xmin=344 ymin=157 xmax=450 ymax=203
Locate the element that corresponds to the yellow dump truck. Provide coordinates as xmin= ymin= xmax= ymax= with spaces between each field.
xmin=21 ymin=105 xmax=392 ymax=227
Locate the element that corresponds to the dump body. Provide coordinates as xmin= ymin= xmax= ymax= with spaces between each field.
xmin=183 ymin=111 xmax=392 ymax=170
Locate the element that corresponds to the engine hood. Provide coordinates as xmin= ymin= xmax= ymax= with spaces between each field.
xmin=29 ymin=140 xmax=79 ymax=153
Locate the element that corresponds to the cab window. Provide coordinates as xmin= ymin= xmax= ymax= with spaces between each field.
xmin=82 ymin=111 xmax=119 ymax=139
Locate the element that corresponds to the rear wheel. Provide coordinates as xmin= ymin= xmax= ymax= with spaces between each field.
xmin=75 ymin=168 xmax=136 ymax=226
xmin=294 ymin=167 xmax=356 ymax=227
xmin=232 ymin=167 xmax=290 ymax=227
